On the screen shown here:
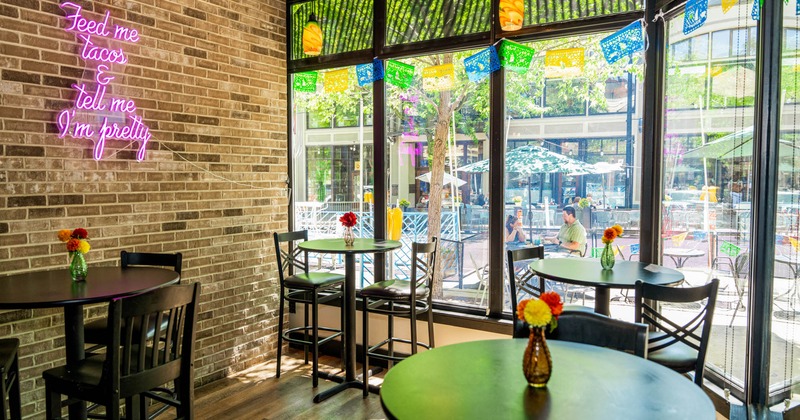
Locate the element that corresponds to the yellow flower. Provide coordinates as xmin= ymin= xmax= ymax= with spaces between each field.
xmin=523 ymin=299 xmax=552 ymax=327
xmin=57 ymin=229 xmax=72 ymax=242
xmin=78 ymin=240 xmax=91 ymax=254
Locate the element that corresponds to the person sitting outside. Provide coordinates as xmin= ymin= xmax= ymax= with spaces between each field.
xmin=545 ymin=206 xmax=587 ymax=255
xmin=505 ymin=215 xmax=527 ymax=244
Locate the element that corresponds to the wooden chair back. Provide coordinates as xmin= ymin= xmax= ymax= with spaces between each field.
xmin=105 ymin=283 xmax=200 ymax=416
xmin=507 ymin=246 xmax=545 ymax=338
xmin=121 ymin=251 xmax=182 ymax=275
xmin=273 ymin=230 xmax=310 ymax=283
xmin=546 ymin=310 xmax=648 ymax=357
xmin=634 ymin=278 xmax=719 ymax=385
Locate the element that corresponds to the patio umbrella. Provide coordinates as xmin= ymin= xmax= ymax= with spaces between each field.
xmin=571 ymin=162 xmax=623 ymax=207
xmin=456 ymin=145 xmax=597 ymax=175
xmin=682 ymin=127 xmax=800 ymax=160
xmin=456 ymin=145 xmax=601 ymax=236
xmin=415 ymin=171 xmax=467 ymax=187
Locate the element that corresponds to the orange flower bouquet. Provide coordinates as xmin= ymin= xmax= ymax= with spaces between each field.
xmin=57 ymin=228 xmax=91 ymax=281
xmin=517 ymin=292 xmax=563 ymax=387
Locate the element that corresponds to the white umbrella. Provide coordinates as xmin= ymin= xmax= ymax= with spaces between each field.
xmin=416 ymin=172 xmax=467 ymax=187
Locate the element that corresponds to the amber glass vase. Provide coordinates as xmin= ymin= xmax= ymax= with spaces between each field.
xmin=522 ymin=326 xmax=552 ymax=387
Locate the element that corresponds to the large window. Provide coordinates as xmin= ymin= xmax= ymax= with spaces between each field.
xmin=661 ymin=0 xmax=757 ymax=400
xmin=769 ymin=5 xmax=800 ymax=404
xmin=385 ymin=51 xmax=491 ymax=308
xmin=505 ymin=33 xmax=642 ymax=314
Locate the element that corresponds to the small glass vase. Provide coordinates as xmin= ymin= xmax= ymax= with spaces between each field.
xmin=600 ymin=243 xmax=615 ymax=270
xmin=522 ymin=326 xmax=552 ymax=387
xmin=69 ymin=251 xmax=88 ymax=281
xmin=343 ymin=226 xmax=355 ymax=246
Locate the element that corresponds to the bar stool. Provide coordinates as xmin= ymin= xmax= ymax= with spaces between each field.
xmin=0 ymin=338 xmax=21 ymax=420
xmin=360 ymin=238 xmax=437 ymax=396
xmin=273 ymin=231 xmax=345 ymax=388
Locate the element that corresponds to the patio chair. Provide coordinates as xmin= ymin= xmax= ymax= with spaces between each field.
xmin=545 ymin=310 xmax=649 ymax=357
xmin=360 ymin=239 xmax=437 ymax=397
xmin=273 ymin=231 xmax=345 ymax=388
xmin=83 ymin=251 xmax=183 ymax=355
xmin=468 ymin=254 xmax=489 ymax=307
xmin=634 ymin=278 xmax=719 ymax=386
xmin=507 ymin=246 xmax=591 ymax=338
xmin=729 ymin=253 xmax=749 ymax=326
xmin=43 ymin=283 xmax=201 ymax=420
xmin=0 ymin=338 xmax=21 ymax=420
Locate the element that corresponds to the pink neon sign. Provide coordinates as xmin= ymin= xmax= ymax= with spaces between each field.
xmin=56 ymin=2 xmax=151 ymax=161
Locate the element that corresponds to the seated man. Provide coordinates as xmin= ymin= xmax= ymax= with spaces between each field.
xmin=545 ymin=206 xmax=587 ymax=255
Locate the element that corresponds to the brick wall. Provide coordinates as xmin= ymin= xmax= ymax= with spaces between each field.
xmin=0 ymin=0 xmax=287 ymax=416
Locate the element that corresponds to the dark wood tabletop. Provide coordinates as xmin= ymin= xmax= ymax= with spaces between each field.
xmin=380 ymin=339 xmax=716 ymax=420
xmin=298 ymin=238 xmax=402 ymax=254
xmin=529 ymin=258 xmax=684 ymax=289
xmin=0 ymin=267 xmax=181 ymax=309
xmin=529 ymin=259 xmax=684 ymax=315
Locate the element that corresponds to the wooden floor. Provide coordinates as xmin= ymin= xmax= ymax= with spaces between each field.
xmin=155 ymin=349 xmax=386 ymax=420
xmin=151 ymin=348 xmax=727 ymax=420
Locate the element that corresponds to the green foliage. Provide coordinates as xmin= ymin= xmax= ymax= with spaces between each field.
xmin=399 ymin=198 xmax=411 ymax=207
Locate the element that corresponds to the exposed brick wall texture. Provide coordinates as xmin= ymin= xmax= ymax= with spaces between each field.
xmin=0 ymin=0 xmax=287 ymax=417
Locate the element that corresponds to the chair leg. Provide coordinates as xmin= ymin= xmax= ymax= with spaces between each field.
xmin=387 ymin=302 xmax=394 ymax=369
xmin=304 ymin=294 xmax=310 ymax=365
xmin=45 ymin=388 xmax=61 ymax=420
xmin=340 ymin=289 xmax=346 ymax=373
xmin=276 ymin=289 xmax=285 ymax=379
xmin=176 ymin=369 xmax=194 ymax=419
xmin=125 ymin=395 xmax=140 ymax=420
xmin=410 ymin=300 xmax=418 ymax=355
xmin=1 ymin=373 xmax=8 ymax=420
xmin=109 ymin=397 xmax=121 ymax=420
xmin=427 ymin=297 xmax=435 ymax=349
xmin=311 ymin=290 xmax=320 ymax=388
xmin=362 ymin=296 xmax=370 ymax=398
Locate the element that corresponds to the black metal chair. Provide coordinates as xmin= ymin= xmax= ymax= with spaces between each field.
xmin=0 ymin=339 xmax=21 ymax=420
xmin=273 ymin=231 xmax=345 ymax=388
xmin=634 ymin=278 xmax=720 ymax=386
xmin=507 ymin=246 xmax=592 ymax=337
xmin=360 ymin=239 xmax=437 ymax=397
xmin=545 ymin=310 xmax=649 ymax=357
xmin=83 ymin=251 xmax=183 ymax=353
xmin=43 ymin=283 xmax=201 ymax=420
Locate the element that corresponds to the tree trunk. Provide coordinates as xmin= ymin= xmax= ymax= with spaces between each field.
xmin=428 ymin=87 xmax=452 ymax=300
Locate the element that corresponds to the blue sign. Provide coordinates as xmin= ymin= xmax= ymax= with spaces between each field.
xmin=683 ymin=0 xmax=708 ymax=35
xmin=630 ymin=243 xmax=640 ymax=255
xmin=464 ymin=45 xmax=500 ymax=83
xmin=600 ymin=20 xmax=645 ymax=64
xmin=692 ymin=230 xmax=708 ymax=241
xmin=752 ymin=0 xmax=760 ymax=20
xmin=356 ymin=59 xmax=384 ymax=86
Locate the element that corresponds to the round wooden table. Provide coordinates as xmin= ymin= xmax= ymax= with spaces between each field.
xmin=298 ymin=238 xmax=401 ymax=403
xmin=380 ymin=339 xmax=715 ymax=420
xmin=0 ymin=267 xmax=180 ymax=419
xmin=529 ymin=259 xmax=684 ymax=315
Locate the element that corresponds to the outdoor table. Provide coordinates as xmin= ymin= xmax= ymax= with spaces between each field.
xmin=0 ymin=267 xmax=180 ymax=420
xmin=298 ymin=238 xmax=401 ymax=403
xmin=529 ymin=259 xmax=684 ymax=315
xmin=776 ymin=253 xmax=800 ymax=305
xmin=663 ymin=247 xmax=705 ymax=268
xmin=380 ymin=339 xmax=715 ymax=420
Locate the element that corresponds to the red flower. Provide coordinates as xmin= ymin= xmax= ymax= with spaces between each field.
xmin=72 ymin=228 xmax=89 ymax=239
xmin=339 ymin=212 xmax=357 ymax=228
xmin=66 ymin=238 xmax=81 ymax=252
xmin=540 ymin=291 xmax=563 ymax=318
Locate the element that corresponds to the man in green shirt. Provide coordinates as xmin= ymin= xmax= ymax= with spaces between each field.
xmin=546 ymin=206 xmax=587 ymax=255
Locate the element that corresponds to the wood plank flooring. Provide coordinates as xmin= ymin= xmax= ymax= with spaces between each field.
xmin=155 ymin=349 xmax=386 ymax=420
